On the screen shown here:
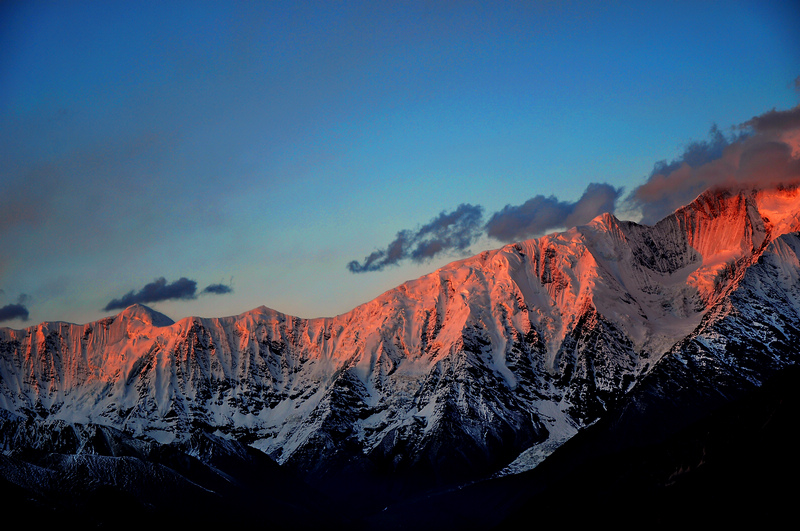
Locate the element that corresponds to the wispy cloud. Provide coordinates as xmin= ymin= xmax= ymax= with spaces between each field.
xmin=103 ymin=276 xmax=233 ymax=311
xmin=348 ymin=204 xmax=484 ymax=273
xmin=202 ymin=282 xmax=234 ymax=295
xmin=347 ymin=183 xmax=621 ymax=273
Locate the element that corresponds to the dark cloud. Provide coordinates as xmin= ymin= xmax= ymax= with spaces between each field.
xmin=349 ymin=101 xmax=800 ymax=274
xmin=348 ymin=204 xmax=484 ymax=273
xmin=348 ymin=184 xmax=623 ymax=273
xmin=485 ymin=183 xmax=622 ymax=242
xmin=203 ymin=283 xmax=234 ymax=295
xmin=630 ymin=104 xmax=800 ymax=225
xmin=740 ymin=105 xmax=800 ymax=133
xmin=648 ymin=125 xmax=733 ymax=178
xmin=103 ymin=277 xmax=198 ymax=311
xmin=0 ymin=304 xmax=29 ymax=323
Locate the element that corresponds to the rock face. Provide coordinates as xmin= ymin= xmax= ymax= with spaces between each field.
xmin=2 ymin=186 xmax=800 ymax=496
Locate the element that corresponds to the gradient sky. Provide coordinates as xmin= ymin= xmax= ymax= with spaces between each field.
xmin=2 ymin=0 xmax=799 ymax=327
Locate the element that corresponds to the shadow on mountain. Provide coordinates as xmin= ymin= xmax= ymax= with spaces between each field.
xmin=0 ymin=422 xmax=347 ymax=530
xmin=363 ymin=364 xmax=800 ymax=530
xmin=2 ymin=367 xmax=798 ymax=530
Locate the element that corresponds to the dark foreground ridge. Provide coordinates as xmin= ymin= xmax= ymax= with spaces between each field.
xmin=3 ymin=364 xmax=797 ymax=529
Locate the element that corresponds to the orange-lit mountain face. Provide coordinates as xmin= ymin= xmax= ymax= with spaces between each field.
xmin=2 ymin=186 xmax=800 ymax=503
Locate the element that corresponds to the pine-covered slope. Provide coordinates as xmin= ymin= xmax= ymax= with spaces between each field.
xmin=2 ymin=186 xmax=799 ymax=496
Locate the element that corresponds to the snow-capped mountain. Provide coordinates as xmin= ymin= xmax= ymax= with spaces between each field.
xmin=2 ymin=186 xmax=800 ymax=502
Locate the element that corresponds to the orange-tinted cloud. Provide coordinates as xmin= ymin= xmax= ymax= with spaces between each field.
xmin=631 ymin=104 xmax=800 ymax=224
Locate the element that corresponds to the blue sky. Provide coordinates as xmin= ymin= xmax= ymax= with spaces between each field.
xmin=1 ymin=0 xmax=799 ymax=326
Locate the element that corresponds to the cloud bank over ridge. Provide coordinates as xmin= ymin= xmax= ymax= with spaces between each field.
xmin=630 ymin=102 xmax=800 ymax=224
xmin=350 ymin=100 xmax=800 ymax=273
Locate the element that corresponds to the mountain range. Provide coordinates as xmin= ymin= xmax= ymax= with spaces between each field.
xmin=2 ymin=185 xmax=799 ymax=527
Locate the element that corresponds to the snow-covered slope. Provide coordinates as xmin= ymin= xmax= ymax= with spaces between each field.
xmin=2 ymin=186 xmax=800 ymax=486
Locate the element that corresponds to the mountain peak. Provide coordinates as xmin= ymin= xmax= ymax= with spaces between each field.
xmin=115 ymin=303 xmax=175 ymax=327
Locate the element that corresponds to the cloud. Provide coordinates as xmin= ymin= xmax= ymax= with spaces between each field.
xmin=0 ymin=304 xmax=29 ymax=323
xmin=629 ymin=126 xmax=737 ymax=224
xmin=348 ymin=204 xmax=484 ymax=273
xmin=648 ymin=124 xmax=733 ymax=178
xmin=485 ymin=182 xmax=622 ymax=242
xmin=104 ymin=276 xmax=235 ymax=311
xmin=103 ymin=277 xmax=198 ymax=311
xmin=630 ymin=104 xmax=800 ymax=224
xmin=203 ymin=283 xmax=234 ymax=295
xmin=740 ymin=106 xmax=800 ymax=133
xmin=348 ymin=183 xmax=622 ymax=273
xmin=348 ymin=102 xmax=800 ymax=274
